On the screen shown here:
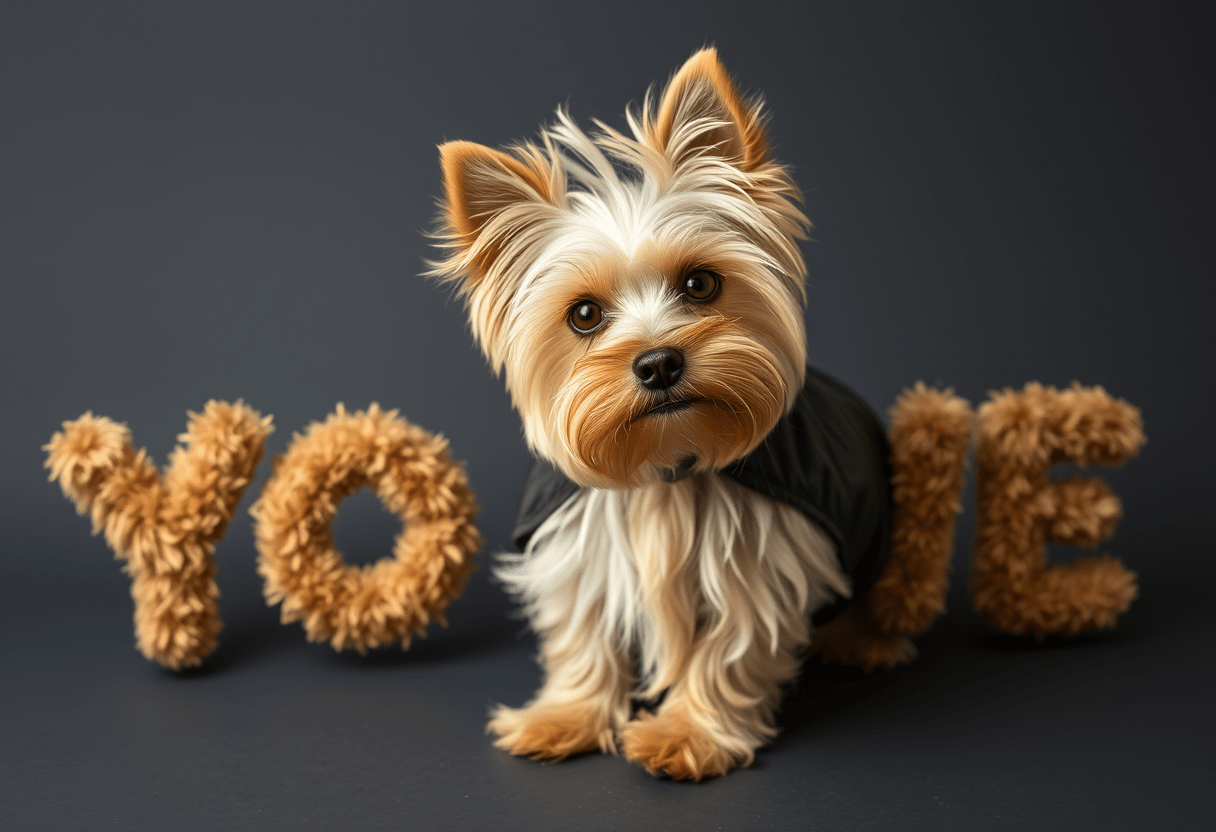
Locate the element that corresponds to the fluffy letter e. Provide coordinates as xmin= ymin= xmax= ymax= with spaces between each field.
xmin=44 ymin=401 xmax=273 ymax=669
xmin=972 ymin=383 xmax=1145 ymax=638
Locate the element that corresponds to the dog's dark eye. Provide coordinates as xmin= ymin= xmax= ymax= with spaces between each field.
xmin=682 ymin=270 xmax=720 ymax=302
xmin=568 ymin=301 xmax=604 ymax=334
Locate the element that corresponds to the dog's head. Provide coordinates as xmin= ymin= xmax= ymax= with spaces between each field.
xmin=430 ymin=49 xmax=809 ymax=489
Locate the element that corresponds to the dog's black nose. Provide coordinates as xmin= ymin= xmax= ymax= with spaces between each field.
xmin=632 ymin=348 xmax=684 ymax=391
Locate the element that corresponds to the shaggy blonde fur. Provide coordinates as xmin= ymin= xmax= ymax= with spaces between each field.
xmin=971 ymin=383 xmax=1144 ymax=638
xmin=44 ymin=401 xmax=273 ymax=670
xmin=429 ymin=48 xmax=808 ymax=491
xmin=429 ymin=47 xmax=988 ymax=780
xmin=491 ymin=474 xmax=845 ymax=778
xmin=251 ymin=404 xmax=481 ymax=653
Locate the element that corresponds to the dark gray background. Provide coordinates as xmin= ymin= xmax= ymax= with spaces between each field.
xmin=2 ymin=2 xmax=1213 ymax=829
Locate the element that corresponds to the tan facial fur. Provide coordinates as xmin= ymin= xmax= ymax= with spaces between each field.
xmin=430 ymin=47 xmax=809 ymax=488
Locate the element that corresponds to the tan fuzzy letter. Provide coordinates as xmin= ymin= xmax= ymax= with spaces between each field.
xmin=44 ymin=401 xmax=273 ymax=670
xmin=972 ymin=383 xmax=1145 ymax=638
xmin=814 ymin=384 xmax=974 ymax=670
xmin=251 ymin=404 xmax=481 ymax=654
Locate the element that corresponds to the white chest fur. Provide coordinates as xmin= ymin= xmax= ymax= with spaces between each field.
xmin=497 ymin=472 xmax=849 ymax=696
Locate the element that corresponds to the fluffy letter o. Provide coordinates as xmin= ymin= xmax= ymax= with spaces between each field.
xmin=251 ymin=404 xmax=481 ymax=653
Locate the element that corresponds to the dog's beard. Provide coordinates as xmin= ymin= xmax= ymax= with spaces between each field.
xmin=533 ymin=317 xmax=791 ymax=489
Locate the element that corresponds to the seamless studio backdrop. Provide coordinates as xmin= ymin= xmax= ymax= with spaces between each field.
xmin=1 ymin=2 xmax=1212 ymax=830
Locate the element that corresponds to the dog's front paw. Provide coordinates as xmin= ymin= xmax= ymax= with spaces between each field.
xmin=618 ymin=711 xmax=748 ymax=781
xmin=488 ymin=702 xmax=615 ymax=761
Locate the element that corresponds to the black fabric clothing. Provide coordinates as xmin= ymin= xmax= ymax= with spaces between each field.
xmin=511 ymin=366 xmax=893 ymax=625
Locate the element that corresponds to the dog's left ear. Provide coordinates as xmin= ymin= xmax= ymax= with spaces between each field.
xmin=651 ymin=48 xmax=769 ymax=172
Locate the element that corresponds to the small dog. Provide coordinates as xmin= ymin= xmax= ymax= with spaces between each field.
xmin=430 ymin=48 xmax=958 ymax=780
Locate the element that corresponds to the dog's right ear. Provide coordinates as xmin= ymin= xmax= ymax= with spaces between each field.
xmin=435 ymin=141 xmax=562 ymax=290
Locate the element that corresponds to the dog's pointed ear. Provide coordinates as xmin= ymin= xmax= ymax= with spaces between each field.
xmin=438 ymin=140 xmax=557 ymax=249
xmin=652 ymin=48 xmax=769 ymax=172
xmin=432 ymin=140 xmax=562 ymax=367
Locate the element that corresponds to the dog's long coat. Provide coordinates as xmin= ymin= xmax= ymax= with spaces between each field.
xmin=512 ymin=364 xmax=893 ymax=625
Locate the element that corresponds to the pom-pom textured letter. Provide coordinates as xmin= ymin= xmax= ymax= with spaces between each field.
xmin=972 ymin=383 xmax=1145 ymax=638
xmin=813 ymin=385 xmax=974 ymax=670
xmin=251 ymin=404 xmax=481 ymax=653
xmin=44 ymin=401 xmax=273 ymax=669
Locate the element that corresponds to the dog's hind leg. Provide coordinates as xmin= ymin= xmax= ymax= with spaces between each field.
xmin=814 ymin=384 xmax=974 ymax=670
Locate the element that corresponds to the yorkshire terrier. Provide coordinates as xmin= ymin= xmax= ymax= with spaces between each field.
xmin=429 ymin=48 xmax=969 ymax=780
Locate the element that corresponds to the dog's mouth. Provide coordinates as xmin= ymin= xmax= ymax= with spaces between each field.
xmin=645 ymin=397 xmax=702 ymax=417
